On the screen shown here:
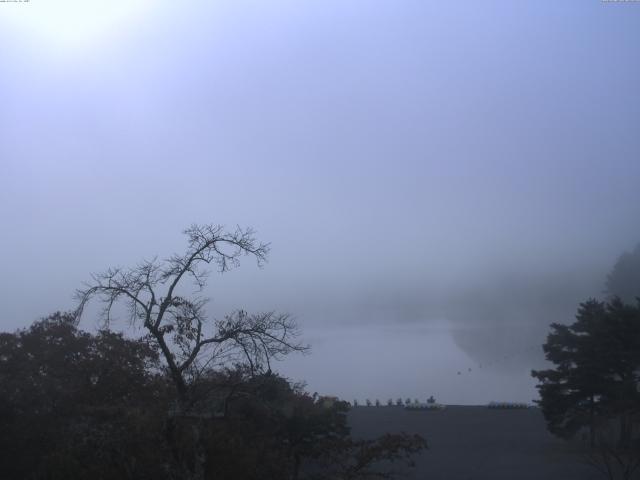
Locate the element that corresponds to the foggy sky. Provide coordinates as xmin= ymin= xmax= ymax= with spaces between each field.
xmin=1 ymin=0 xmax=639 ymax=403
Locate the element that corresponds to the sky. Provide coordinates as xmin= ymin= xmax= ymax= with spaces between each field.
xmin=1 ymin=0 xmax=639 ymax=404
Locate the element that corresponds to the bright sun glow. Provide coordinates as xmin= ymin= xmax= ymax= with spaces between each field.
xmin=2 ymin=0 xmax=152 ymax=50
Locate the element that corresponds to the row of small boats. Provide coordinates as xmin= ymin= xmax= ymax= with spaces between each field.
xmin=354 ymin=401 xmax=532 ymax=410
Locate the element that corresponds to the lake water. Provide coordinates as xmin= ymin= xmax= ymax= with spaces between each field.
xmin=278 ymin=319 xmax=543 ymax=405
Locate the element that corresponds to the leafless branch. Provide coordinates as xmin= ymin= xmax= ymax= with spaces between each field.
xmin=73 ymin=224 xmax=304 ymax=400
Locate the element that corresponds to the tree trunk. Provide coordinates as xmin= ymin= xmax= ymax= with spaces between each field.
xmin=293 ymin=452 xmax=301 ymax=480
xmin=619 ymin=412 xmax=631 ymax=449
xmin=590 ymin=395 xmax=596 ymax=448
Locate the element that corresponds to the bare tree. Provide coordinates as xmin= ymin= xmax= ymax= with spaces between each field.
xmin=75 ymin=224 xmax=308 ymax=402
xmin=583 ymin=420 xmax=640 ymax=480
xmin=584 ymin=439 xmax=640 ymax=480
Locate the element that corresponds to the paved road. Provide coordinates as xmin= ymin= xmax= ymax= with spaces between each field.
xmin=348 ymin=406 xmax=603 ymax=480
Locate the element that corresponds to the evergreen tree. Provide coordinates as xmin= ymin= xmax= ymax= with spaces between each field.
xmin=532 ymin=298 xmax=640 ymax=447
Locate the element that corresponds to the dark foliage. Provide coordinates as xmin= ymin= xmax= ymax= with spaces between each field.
xmin=0 ymin=314 xmax=426 ymax=480
xmin=174 ymin=369 xmax=427 ymax=480
xmin=0 ymin=312 xmax=169 ymax=480
xmin=532 ymin=298 xmax=640 ymax=447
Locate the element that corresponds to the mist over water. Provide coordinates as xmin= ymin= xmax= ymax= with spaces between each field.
xmin=273 ymin=267 xmax=605 ymax=405
xmin=280 ymin=321 xmax=542 ymax=405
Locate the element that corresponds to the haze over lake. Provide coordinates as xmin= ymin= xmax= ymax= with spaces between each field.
xmin=280 ymin=321 xmax=542 ymax=405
